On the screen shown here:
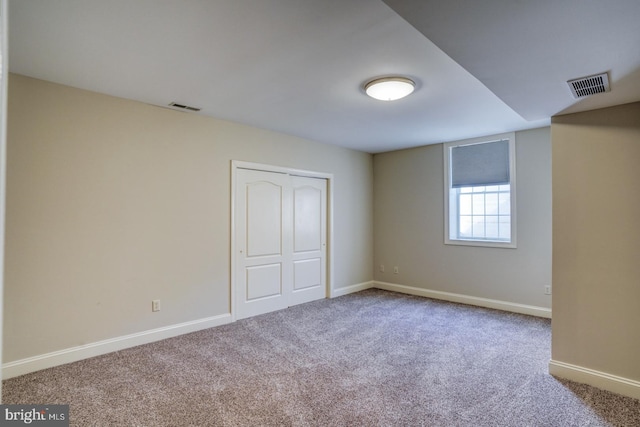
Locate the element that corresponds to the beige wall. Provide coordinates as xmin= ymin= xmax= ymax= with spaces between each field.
xmin=4 ymin=74 xmax=373 ymax=362
xmin=551 ymin=102 xmax=640 ymax=382
xmin=373 ymin=127 xmax=552 ymax=308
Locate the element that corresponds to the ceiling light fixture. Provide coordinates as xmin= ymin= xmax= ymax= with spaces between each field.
xmin=364 ymin=76 xmax=415 ymax=101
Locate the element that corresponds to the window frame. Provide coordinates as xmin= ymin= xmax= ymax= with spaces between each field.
xmin=443 ymin=133 xmax=517 ymax=249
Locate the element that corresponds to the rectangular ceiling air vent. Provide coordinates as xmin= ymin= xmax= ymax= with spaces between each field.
xmin=168 ymin=102 xmax=201 ymax=112
xmin=567 ymin=72 xmax=610 ymax=99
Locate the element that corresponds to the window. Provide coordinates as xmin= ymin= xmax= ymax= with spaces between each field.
xmin=444 ymin=133 xmax=516 ymax=248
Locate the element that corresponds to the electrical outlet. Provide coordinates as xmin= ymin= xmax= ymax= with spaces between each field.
xmin=393 ymin=266 xmax=399 ymax=274
xmin=544 ymin=286 xmax=551 ymax=295
xmin=152 ymin=300 xmax=161 ymax=312
xmin=380 ymin=264 xmax=385 ymax=272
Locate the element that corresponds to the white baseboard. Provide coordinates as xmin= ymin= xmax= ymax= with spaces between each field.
xmin=373 ymin=281 xmax=552 ymax=318
xmin=331 ymin=281 xmax=374 ymax=298
xmin=2 ymin=313 xmax=232 ymax=379
xmin=549 ymin=359 xmax=640 ymax=400
xmin=2 ymin=281 xmax=551 ymax=379
xmin=4 ymin=278 xmax=375 ymax=379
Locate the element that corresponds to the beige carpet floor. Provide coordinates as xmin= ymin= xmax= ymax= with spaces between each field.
xmin=3 ymin=289 xmax=640 ymax=426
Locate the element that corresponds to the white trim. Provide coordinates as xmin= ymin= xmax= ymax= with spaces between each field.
xmin=2 ymin=314 xmax=232 ymax=379
xmin=230 ymin=162 xmax=237 ymax=321
xmin=549 ymin=359 xmax=640 ymax=400
xmin=1 ymin=282 xmax=555 ymax=379
xmin=331 ymin=281 xmax=375 ymax=298
xmin=373 ymin=281 xmax=551 ymax=318
xmin=326 ymin=177 xmax=335 ymax=300
xmin=1 ymin=276 xmax=367 ymax=379
xmin=232 ymin=160 xmax=331 ymax=180
xmin=230 ymin=160 xmax=334 ymax=315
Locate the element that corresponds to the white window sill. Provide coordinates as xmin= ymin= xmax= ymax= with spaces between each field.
xmin=445 ymin=238 xmax=517 ymax=249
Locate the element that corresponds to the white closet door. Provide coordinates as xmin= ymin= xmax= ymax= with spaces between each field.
xmin=235 ymin=169 xmax=292 ymax=320
xmin=290 ymin=176 xmax=327 ymax=306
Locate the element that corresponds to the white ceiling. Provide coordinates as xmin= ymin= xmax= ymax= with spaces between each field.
xmin=383 ymin=0 xmax=640 ymax=121
xmin=8 ymin=0 xmax=640 ymax=153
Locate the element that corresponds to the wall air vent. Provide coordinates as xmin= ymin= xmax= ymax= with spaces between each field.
xmin=567 ymin=72 xmax=610 ymax=99
xmin=168 ymin=102 xmax=201 ymax=112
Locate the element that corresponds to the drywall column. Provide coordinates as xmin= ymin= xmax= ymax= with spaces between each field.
xmin=550 ymin=102 xmax=640 ymax=399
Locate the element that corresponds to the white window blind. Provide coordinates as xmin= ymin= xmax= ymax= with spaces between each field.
xmin=451 ymin=140 xmax=510 ymax=188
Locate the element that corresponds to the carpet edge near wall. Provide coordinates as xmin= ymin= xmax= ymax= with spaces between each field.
xmin=549 ymin=359 xmax=640 ymax=401
xmin=7 ymin=281 xmax=640 ymax=403
xmin=0 ymin=281 xmax=555 ymax=378
xmin=372 ymin=281 xmax=640 ymax=401
xmin=371 ymin=281 xmax=551 ymax=318
xmin=2 ymin=313 xmax=232 ymax=379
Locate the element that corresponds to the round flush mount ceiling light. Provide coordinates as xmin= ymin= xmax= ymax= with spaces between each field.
xmin=364 ymin=76 xmax=415 ymax=101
